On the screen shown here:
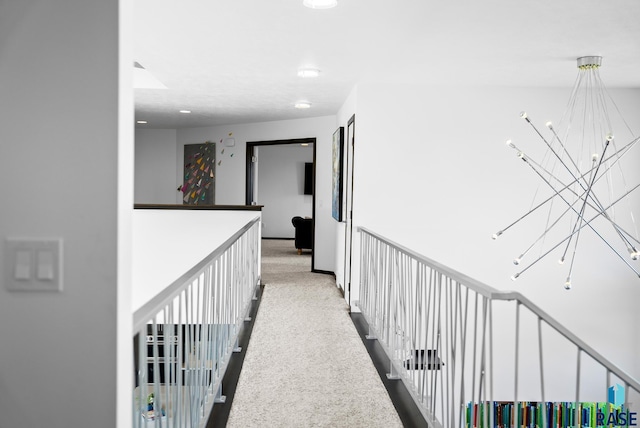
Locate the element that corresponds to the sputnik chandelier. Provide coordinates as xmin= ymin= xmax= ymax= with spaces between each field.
xmin=493 ymin=56 xmax=640 ymax=289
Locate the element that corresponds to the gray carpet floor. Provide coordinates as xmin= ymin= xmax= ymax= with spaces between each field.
xmin=226 ymin=240 xmax=402 ymax=427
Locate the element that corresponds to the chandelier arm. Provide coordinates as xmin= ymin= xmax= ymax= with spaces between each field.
xmin=563 ymin=140 xmax=611 ymax=283
xmin=512 ymin=183 xmax=640 ymax=280
xmin=520 ymin=141 xmax=639 ymax=251
xmin=494 ymin=161 xmax=598 ymax=241
xmin=518 ymin=155 xmax=640 ymax=278
xmin=497 ymin=138 xmax=638 ymax=242
xmin=515 ymin=194 xmax=581 ymax=264
xmin=547 ymin=121 xmax=622 ymax=231
xmin=524 ymin=116 xmax=588 ymax=190
xmin=497 ymin=140 xmax=587 ymax=239
xmin=547 ymin=124 xmax=586 ymax=188
xmin=581 ymin=183 xmax=640 ymax=248
xmin=528 ymin=117 xmax=625 ymax=254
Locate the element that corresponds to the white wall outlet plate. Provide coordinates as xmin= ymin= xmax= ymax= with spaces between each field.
xmin=3 ymin=238 xmax=63 ymax=292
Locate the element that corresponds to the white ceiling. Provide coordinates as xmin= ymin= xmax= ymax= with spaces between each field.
xmin=134 ymin=0 xmax=640 ymax=129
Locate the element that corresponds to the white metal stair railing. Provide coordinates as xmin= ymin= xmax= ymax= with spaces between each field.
xmin=132 ymin=217 xmax=261 ymax=428
xmin=356 ymin=226 xmax=640 ymax=428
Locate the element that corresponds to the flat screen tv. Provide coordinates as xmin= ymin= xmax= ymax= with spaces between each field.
xmin=304 ymin=162 xmax=313 ymax=195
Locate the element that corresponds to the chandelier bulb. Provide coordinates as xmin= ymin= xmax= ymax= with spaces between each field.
xmin=592 ymin=153 xmax=599 ymax=162
xmin=606 ymin=133 xmax=614 ymax=142
xmin=492 ymin=231 xmax=503 ymax=240
xmin=510 ymin=273 xmax=520 ymax=281
xmin=505 ymin=139 xmax=515 ymax=148
xmin=558 ymin=257 xmax=565 ymax=265
xmin=630 ymin=248 xmax=639 ymax=261
xmin=519 ymin=111 xmax=528 ymax=119
xmin=563 ymin=280 xmax=572 ymax=290
xmin=513 ymin=257 xmax=522 ymax=266
xmin=545 ymin=121 xmax=553 ymax=129
xmin=517 ymin=151 xmax=525 ymax=159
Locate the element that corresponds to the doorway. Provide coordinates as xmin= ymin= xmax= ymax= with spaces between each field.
xmin=246 ymin=138 xmax=317 ymax=271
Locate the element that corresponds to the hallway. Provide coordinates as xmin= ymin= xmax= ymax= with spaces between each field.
xmin=225 ymin=239 xmax=402 ymax=427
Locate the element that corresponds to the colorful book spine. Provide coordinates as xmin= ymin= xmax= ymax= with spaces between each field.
xmin=465 ymin=400 xmax=626 ymax=428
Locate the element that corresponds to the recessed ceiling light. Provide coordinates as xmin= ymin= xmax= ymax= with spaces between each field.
xmin=294 ymin=101 xmax=312 ymax=109
xmin=179 ymin=110 xmax=191 ymax=114
xmin=303 ymin=0 xmax=337 ymax=9
xmin=298 ymin=68 xmax=321 ymax=78
xmin=136 ymin=120 xmax=148 ymax=124
xmin=301 ymin=143 xmax=309 ymax=146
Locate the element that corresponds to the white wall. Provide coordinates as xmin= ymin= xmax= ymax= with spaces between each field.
xmin=132 ymin=210 xmax=261 ymax=312
xmin=342 ymin=83 xmax=640 ymax=381
xmin=0 ymin=1 xmax=133 ymax=427
xmin=258 ymin=144 xmax=313 ymax=238
xmin=175 ymin=116 xmax=337 ymax=272
xmin=135 ymin=129 xmax=178 ymax=204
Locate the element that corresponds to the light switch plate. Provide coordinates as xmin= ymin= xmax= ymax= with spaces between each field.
xmin=4 ymin=238 xmax=63 ymax=292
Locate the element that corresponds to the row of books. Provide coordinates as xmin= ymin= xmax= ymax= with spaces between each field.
xmin=466 ymin=401 xmax=625 ymax=428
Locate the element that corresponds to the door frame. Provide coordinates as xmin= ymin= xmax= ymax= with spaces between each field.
xmin=343 ymin=115 xmax=355 ymax=309
xmin=245 ymin=137 xmax=317 ymax=271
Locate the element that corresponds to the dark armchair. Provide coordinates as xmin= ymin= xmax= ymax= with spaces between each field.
xmin=291 ymin=216 xmax=312 ymax=254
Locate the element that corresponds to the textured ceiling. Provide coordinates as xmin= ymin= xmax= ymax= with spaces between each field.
xmin=134 ymin=0 xmax=640 ymax=129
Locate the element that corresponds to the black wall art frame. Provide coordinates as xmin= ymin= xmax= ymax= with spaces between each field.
xmin=332 ymin=127 xmax=345 ymax=221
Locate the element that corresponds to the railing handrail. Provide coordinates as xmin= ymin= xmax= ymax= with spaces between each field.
xmin=134 ymin=216 xmax=260 ymax=331
xmin=357 ymin=225 xmax=640 ymax=393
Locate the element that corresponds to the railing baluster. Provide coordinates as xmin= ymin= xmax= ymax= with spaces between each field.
xmin=177 ymin=291 xmax=183 ymax=427
xmin=437 ymin=274 xmax=445 ymax=423
xmin=132 ymin=218 xmax=260 ymax=427
xmin=443 ymin=277 xmax=451 ymax=427
xmin=575 ymin=347 xmax=581 ymax=414
xmin=514 ymin=301 xmax=520 ymax=426
xmin=470 ymin=292 xmax=479 ymax=421
xmin=417 ymin=263 xmax=425 ymax=403
xmin=451 ymin=281 xmax=459 ymax=427
xmin=538 ymin=316 xmax=546 ymax=428
xmin=162 ymin=306 xmax=170 ymax=426
xmin=458 ymin=287 xmax=470 ymax=427
xmin=151 ymin=318 xmax=161 ymax=428
xmin=478 ymin=297 xmax=488 ymax=428
xmin=487 ymin=300 xmax=494 ymax=428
